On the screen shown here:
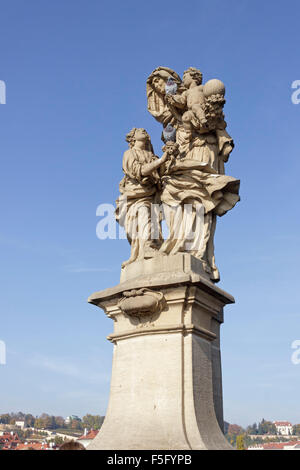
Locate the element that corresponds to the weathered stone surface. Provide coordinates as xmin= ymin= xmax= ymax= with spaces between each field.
xmin=87 ymin=256 xmax=233 ymax=450
xmin=114 ymin=66 xmax=240 ymax=283
xmin=120 ymin=252 xmax=210 ymax=283
xmin=144 ymin=66 xmax=240 ymax=283
xmin=90 ymin=255 xmax=234 ymax=305
xmin=88 ymin=65 xmax=240 ymax=450
xmin=118 ymin=289 xmax=166 ymax=318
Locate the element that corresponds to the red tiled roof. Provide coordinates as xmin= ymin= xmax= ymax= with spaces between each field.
xmin=78 ymin=430 xmax=99 ymax=440
xmin=0 ymin=433 xmax=21 ymax=446
xmin=274 ymin=421 xmax=292 ymax=426
xmin=0 ymin=432 xmax=20 ymax=440
xmin=263 ymin=443 xmax=286 ymax=450
xmin=262 ymin=440 xmax=300 ymax=450
xmin=248 ymin=440 xmax=300 ymax=451
xmin=283 ymin=441 xmax=300 ymax=447
xmin=16 ymin=443 xmax=51 ymax=450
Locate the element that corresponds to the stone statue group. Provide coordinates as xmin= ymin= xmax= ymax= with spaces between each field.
xmin=116 ymin=67 xmax=240 ymax=283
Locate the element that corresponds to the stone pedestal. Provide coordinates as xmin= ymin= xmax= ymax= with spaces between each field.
xmin=87 ymin=254 xmax=233 ymax=450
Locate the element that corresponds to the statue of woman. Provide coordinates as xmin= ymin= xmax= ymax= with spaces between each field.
xmin=116 ymin=128 xmax=169 ymax=267
xmin=147 ymin=67 xmax=240 ymax=282
xmin=147 ymin=66 xmax=234 ymax=173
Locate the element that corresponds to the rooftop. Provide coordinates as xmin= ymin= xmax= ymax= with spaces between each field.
xmin=77 ymin=430 xmax=99 ymax=440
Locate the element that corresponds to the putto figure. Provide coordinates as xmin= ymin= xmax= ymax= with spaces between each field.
xmin=165 ymin=67 xmax=208 ymax=130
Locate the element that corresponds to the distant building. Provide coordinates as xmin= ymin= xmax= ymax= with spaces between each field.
xmin=248 ymin=440 xmax=300 ymax=451
xmin=15 ymin=441 xmax=57 ymax=451
xmin=15 ymin=421 xmax=25 ymax=429
xmin=273 ymin=421 xmax=293 ymax=436
xmin=76 ymin=429 xmax=99 ymax=448
xmin=0 ymin=432 xmax=59 ymax=451
xmin=0 ymin=432 xmax=21 ymax=450
xmin=65 ymin=415 xmax=80 ymax=425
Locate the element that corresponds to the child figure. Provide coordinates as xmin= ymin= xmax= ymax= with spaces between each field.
xmin=166 ymin=67 xmax=226 ymax=132
xmin=165 ymin=67 xmax=207 ymax=130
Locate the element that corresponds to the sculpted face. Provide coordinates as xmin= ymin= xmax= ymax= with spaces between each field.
xmin=152 ymin=75 xmax=166 ymax=94
xmin=134 ymin=128 xmax=148 ymax=142
xmin=183 ymin=69 xmax=203 ymax=87
xmin=183 ymin=72 xmax=193 ymax=88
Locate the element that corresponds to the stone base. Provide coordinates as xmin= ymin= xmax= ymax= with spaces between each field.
xmin=120 ymin=253 xmax=210 ymax=283
xmin=87 ymin=255 xmax=234 ymax=450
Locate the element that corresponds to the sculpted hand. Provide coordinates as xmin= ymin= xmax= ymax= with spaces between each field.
xmin=165 ymin=94 xmax=175 ymax=105
xmin=142 ymin=153 xmax=169 ymax=176
xmin=162 ymin=141 xmax=179 ymax=157
xmin=221 ymin=143 xmax=233 ymax=162
xmin=161 ymin=152 xmax=169 ymax=163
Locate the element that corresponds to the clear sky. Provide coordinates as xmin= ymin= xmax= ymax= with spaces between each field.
xmin=0 ymin=0 xmax=300 ymax=428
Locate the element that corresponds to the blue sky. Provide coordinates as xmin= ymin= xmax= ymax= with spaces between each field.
xmin=0 ymin=0 xmax=300 ymax=427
